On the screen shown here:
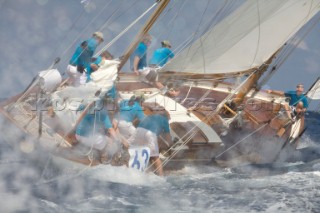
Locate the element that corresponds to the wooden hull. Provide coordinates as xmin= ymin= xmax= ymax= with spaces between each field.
xmin=0 ymin=78 xmax=303 ymax=171
xmin=118 ymin=79 xmax=302 ymax=168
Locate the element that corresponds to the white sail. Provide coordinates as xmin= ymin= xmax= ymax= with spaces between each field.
xmin=86 ymin=59 xmax=119 ymax=91
xmin=307 ymin=78 xmax=320 ymax=99
xmin=162 ymin=0 xmax=320 ymax=74
xmin=51 ymin=60 xmax=119 ymax=129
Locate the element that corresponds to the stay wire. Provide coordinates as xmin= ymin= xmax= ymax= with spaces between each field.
xmin=176 ymin=0 xmax=212 ymax=73
xmin=98 ymin=0 xmax=126 ymax=32
xmin=257 ymin=9 xmax=320 ymax=90
xmin=51 ymin=7 xmax=86 ymax=59
xmin=59 ymin=0 xmax=114 ymax=65
xmin=163 ymin=0 xmax=186 ymax=39
xmin=170 ymin=0 xmax=236 ymax=78
xmin=152 ymin=72 xmax=258 ymax=172
xmin=248 ymin=0 xmax=262 ymax=69
xmin=95 ymin=1 xmax=158 ymax=56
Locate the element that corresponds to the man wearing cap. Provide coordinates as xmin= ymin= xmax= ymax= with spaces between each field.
xmin=67 ymin=31 xmax=104 ymax=86
xmin=267 ymin=83 xmax=309 ymax=119
xmin=115 ymin=91 xmax=145 ymax=140
xmin=149 ymin=40 xmax=174 ymax=67
xmin=130 ymin=35 xmax=179 ymax=97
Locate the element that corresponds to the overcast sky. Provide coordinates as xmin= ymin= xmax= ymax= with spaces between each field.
xmin=1 ymin=0 xmax=320 ymax=108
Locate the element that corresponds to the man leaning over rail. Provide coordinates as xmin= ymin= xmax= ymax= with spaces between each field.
xmin=267 ymin=83 xmax=308 ymax=120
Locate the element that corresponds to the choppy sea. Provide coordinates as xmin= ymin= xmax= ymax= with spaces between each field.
xmin=1 ymin=111 xmax=320 ymax=213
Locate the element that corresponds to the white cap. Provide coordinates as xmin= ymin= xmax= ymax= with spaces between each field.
xmin=93 ymin=31 xmax=104 ymax=41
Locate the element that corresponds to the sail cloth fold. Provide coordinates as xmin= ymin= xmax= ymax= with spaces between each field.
xmin=161 ymin=0 xmax=320 ymax=75
xmin=86 ymin=59 xmax=119 ymax=91
xmin=51 ymin=60 xmax=119 ymax=128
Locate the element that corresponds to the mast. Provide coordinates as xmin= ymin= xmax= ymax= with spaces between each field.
xmin=118 ymin=0 xmax=170 ymax=71
xmin=230 ymin=51 xmax=278 ymax=107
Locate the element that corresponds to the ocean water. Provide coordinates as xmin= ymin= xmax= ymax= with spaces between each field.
xmin=1 ymin=112 xmax=320 ymax=213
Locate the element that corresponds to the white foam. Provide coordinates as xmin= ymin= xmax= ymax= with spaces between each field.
xmin=84 ymin=165 xmax=166 ymax=186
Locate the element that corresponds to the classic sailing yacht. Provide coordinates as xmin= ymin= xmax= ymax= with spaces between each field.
xmin=1 ymin=0 xmax=320 ymax=171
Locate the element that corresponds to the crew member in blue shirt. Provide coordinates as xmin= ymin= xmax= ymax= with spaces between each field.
xmin=115 ymin=92 xmax=145 ymax=140
xmin=67 ymin=32 xmax=104 ymax=86
xmin=130 ymin=34 xmax=151 ymax=75
xmin=75 ymin=97 xmax=128 ymax=164
xmin=129 ymin=35 xmax=179 ymax=97
xmin=129 ymin=110 xmax=174 ymax=176
xmin=267 ymin=83 xmax=308 ymax=119
xmin=149 ymin=40 xmax=174 ymax=67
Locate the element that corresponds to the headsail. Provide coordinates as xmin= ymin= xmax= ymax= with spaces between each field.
xmin=161 ymin=0 xmax=320 ymax=75
xmin=307 ymin=77 xmax=320 ymax=99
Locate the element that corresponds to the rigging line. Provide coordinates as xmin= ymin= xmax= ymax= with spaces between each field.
xmin=152 ymin=85 xmax=220 ymax=170
xmin=156 ymin=91 xmax=236 ymax=171
xmin=269 ymin=1 xmax=320 ymax=67
xmin=180 ymin=83 xmax=193 ymax=104
xmin=169 ymin=0 xmax=234 ymax=77
xmin=150 ymin=0 xmax=177 ymax=39
xmin=191 ymin=89 xmax=211 ymax=109
xmin=193 ymin=0 xmax=237 ymax=70
xmin=177 ymin=74 xmax=243 ymax=83
xmin=160 ymin=0 xmax=176 ymax=19
xmin=154 ymin=78 xmax=282 ymax=171
xmin=98 ymin=0 xmax=126 ymax=32
xmin=163 ymin=33 xmax=194 ymax=59
xmin=186 ymin=0 xmax=232 ymax=59
xmin=176 ymin=0 xmax=211 ymax=73
xmin=175 ymin=0 xmax=251 ymax=80
xmin=101 ymin=0 xmax=139 ymax=29
xmin=156 ymin=34 xmax=196 ymax=69
xmin=200 ymin=0 xmax=229 ymax=34
xmin=59 ymin=0 xmax=114 ymax=64
xmin=211 ymin=106 xmax=304 ymax=164
xmin=52 ymin=8 xmax=86 ymax=59
xmin=258 ymin=12 xmax=320 ymax=89
xmin=95 ymin=2 xmax=158 ymax=56
xmin=178 ymin=75 xmax=249 ymax=109
xmin=249 ymin=0 xmax=261 ymax=68
xmin=200 ymin=38 xmax=206 ymax=74
xmin=148 ymin=112 xmax=207 ymax=171
xmin=276 ymin=3 xmax=320 ymax=62
xmin=164 ymin=0 xmax=186 ymax=39
xmin=151 ymin=129 xmax=195 ymax=172
xmin=214 ymin=70 xmax=258 ymax=114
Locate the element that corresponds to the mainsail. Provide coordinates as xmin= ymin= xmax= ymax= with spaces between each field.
xmin=162 ymin=0 xmax=320 ymax=75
